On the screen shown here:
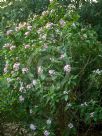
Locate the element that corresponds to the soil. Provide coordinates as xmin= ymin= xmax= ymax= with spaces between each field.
xmin=0 ymin=123 xmax=102 ymax=136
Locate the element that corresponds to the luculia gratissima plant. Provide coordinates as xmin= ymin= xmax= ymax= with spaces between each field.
xmin=1 ymin=0 xmax=102 ymax=135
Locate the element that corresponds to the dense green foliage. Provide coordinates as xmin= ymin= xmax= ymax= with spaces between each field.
xmin=79 ymin=0 xmax=102 ymax=41
xmin=0 ymin=0 xmax=102 ymax=136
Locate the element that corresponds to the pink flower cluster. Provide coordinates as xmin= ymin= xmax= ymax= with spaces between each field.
xmin=13 ymin=62 xmax=20 ymax=71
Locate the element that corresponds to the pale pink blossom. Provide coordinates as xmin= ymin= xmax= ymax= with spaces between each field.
xmin=4 ymin=63 xmax=9 ymax=73
xmin=19 ymin=86 xmax=24 ymax=92
xmin=6 ymin=30 xmax=13 ymax=35
xmin=67 ymin=103 xmax=72 ymax=107
xmin=4 ymin=67 xmax=8 ymax=73
xmin=46 ymin=22 xmax=53 ymax=29
xmin=44 ymin=130 xmax=50 ymax=136
xmin=24 ymin=44 xmax=30 ymax=49
xmin=43 ymin=44 xmax=48 ymax=49
xmin=64 ymin=64 xmax=71 ymax=73
xmin=22 ymin=68 xmax=29 ymax=74
xmin=3 ymin=43 xmax=11 ymax=48
xmin=42 ymin=11 xmax=49 ymax=16
xmin=38 ymin=66 xmax=43 ymax=75
xmin=19 ymin=95 xmax=24 ymax=102
xmin=30 ymin=124 xmax=36 ymax=131
xmin=81 ymin=102 xmax=88 ymax=107
xmin=63 ymin=91 xmax=68 ymax=95
xmin=60 ymin=54 xmax=65 ymax=59
xmin=30 ymin=109 xmax=33 ymax=114
xmin=27 ymin=25 xmax=32 ymax=31
xmin=68 ymin=123 xmax=74 ymax=129
xmin=32 ymin=80 xmax=37 ymax=86
xmin=24 ymin=31 xmax=30 ymax=36
xmin=50 ymin=0 xmax=53 ymax=3
xmin=10 ymin=45 xmax=16 ymax=50
xmin=13 ymin=62 xmax=20 ymax=71
xmin=90 ymin=112 xmax=94 ymax=118
xmin=6 ymin=78 xmax=12 ymax=83
xmin=41 ymin=34 xmax=47 ymax=40
xmin=49 ymin=70 xmax=55 ymax=76
xmin=26 ymin=84 xmax=33 ymax=89
xmin=50 ymin=9 xmax=55 ymax=13
xmin=83 ymin=34 xmax=87 ymax=39
xmin=59 ymin=19 xmax=66 ymax=27
xmin=46 ymin=119 xmax=52 ymax=125
xmin=37 ymin=27 xmax=43 ymax=34
xmin=16 ymin=22 xmax=27 ymax=31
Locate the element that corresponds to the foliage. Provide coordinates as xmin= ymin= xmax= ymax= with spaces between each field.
xmin=1 ymin=0 xmax=102 ymax=136
xmin=79 ymin=0 xmax=102 ymax=41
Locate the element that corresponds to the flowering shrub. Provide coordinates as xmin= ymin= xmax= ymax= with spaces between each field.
xmin=1 ymin=0 xmax=102 ymax=135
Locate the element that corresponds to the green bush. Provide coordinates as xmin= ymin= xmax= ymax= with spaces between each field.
xmin=1 ymin=0 xmax=102 ymax=135
xmin=79 ymin=0 xmax=102 ymax=41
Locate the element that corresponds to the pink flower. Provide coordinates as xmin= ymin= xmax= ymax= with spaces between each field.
xmin=32 ymin=80 xmax=37 ymax=86
xmin=10 ymin=45 xmax=16 ymax=50
xmin=24 ymin=44 xmax=30 ymax=49
xmin=26 ymin=84 xmax=33 ymax=89
xmin=24 ymin=31 xmax=30 ymax=36
xmin=60 ymin=54 xmax=65 ymax=59
xmin=30 ymin=109 xmax=33 ymax=114
xmin=22 ymin=68 xmax=29 ymax=74
xmin=4 ymin=67 xmax=8 ymax=73
xmin=19 ymin=95 xmax=24 ymax=102
xmin=4 ymin=63 xmax=9 ymax=73
xmin=42 ymin=11 xmax=49 ymax=16
xmin=68 ymin=123 xmax=74 ymax=128
xmin=6 ymin=30 xmax=13 ymax=35
xmin=59 ymin=19 xmax=66 ymax=27
xmin=38 ymin=66 xmax=43 ymax=75
xmin=41 ymin=34 xmax=47 ymax=40
xmin=46 ymin=119 xmax=52 ymax=125
xmin=43 ymin=44 xmax=48 ymax=49
xmin=46 ymin=22 xmax=53 ymax=29
xmin=3 ymin=43 xmax=11 ymax=48
xmin=27 ymin=25 xmax=32 ymax=31
xmin=49 ymin=70 xmax=55 ymax=76
xmin=37 ymin=27 xmax=43 ymax=34
xmin=13 ymin=62 xmax=20 ymax=71
xmin=50 ymin=0 xmax=54 ymax=3
xmin=30 ymin=124 xmax=36 ymax=131
xmin=90 ymin=112 xmax=94 ymax=118
xmin=44 ymin=130 xmax=50 ymax=136
xmin=64 ymin=64 xmax=71 ymax=73
xmin=19 ymin=86 xmax=24 ymax=92
xmin=6 ymin=78 xmax=12 ymax=83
